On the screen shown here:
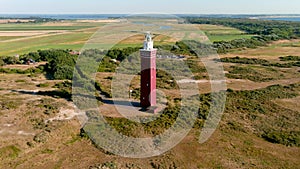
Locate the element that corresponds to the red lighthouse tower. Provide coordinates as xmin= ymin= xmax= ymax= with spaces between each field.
xmin=140 ymin=32 xmax=157 ymax=109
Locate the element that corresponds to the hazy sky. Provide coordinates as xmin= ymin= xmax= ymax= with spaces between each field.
xmin=0 ymin=0 xmax=299 ymax=14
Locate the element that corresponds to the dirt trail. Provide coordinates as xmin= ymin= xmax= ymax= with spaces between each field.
xmin=2 ymin=62 xmax=47 ymax=70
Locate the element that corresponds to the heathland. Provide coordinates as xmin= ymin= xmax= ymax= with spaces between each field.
xmin=0 ymin=17 xmax=299 ymax=169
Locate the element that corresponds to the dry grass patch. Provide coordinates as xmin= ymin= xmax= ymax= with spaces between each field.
xmin=273 ymin=96 xmax=300 ymax=113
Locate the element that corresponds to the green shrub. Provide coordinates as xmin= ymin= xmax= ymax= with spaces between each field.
xmin=225 ymin=83 xmax=300 ymax=147
xmin=97 ymin=57 xmax=118 ymax=72
xmin=227 ymin=121 xmax=245 ymax=132
xmin=0 ymin=145 xmax=21 ymax=159
xmin=0 ymin=66 xmax=45 ymax=75
xmin=262 ymin=131 xmax=300 ymax=147
xmin=37 ymin=83 xmax=50 ymax=88
xmin=90 ymin=161 xmax=118 ymax=169
xmin=219 ymin=56 xmax=300 ymax=68
xmin=226 ymin=66 xmax=275 ymax=82
xmin=156 ymin=70 xmax=178 ymax=89
xmin=44 ymin=50 xmax=77 ymax=80
xmin=53 ymin=65 xmax=74 ymax=80
xmin=220 ymin=56 xmax=269 ymax=65
xmin=279 ymin=55 xmax=300 ymax=61
xmin=0 ymin=100 xmax=19 ymax=110
xmin=33 ymin=131 xmax=48 ymax=143
xmin=15 ymin=79 xmax=26 ymax=83
xmin=41 ymin=149 xmax=54 ymax=154
xmin=0 ymin=58 xmax=4 ymax=66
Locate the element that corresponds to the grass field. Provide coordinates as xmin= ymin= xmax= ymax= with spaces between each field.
xmin=197 ymin=24 xmax=254 ymax=42
xmin=0 ymin=22 xmax=255 ymax=56
xmin=0 ymin=20 xmax=108 ymax=53
xmin=0 ymin=21 xmax=104 ymax=56
xmin=221 ymin=39 xmax=300 ymax=61
xmin=0 ymin=32 xmax=94 ymax=55
xmin=0 ymin=36 xmax=26 ymax=41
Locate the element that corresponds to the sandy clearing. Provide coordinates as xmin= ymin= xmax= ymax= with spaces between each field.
xmin=45 ymin=101 xmax=88 ymax=125
xmin=273 ymin=96 xmax=300 ymax=112
xmin=3 ymin=124 xmax=14 ymax=127
xmin=0 ymin=129 xmax=35 ymax=136
xmin=271 ymin=39 xmax=300 ymax=45
xmin=178 ymin=79 xmax=228 ymax=84
xmin=46 ymin=108 xmax=78 ymax=122
xmin=2 ymin=62 xmax=47 ymax=70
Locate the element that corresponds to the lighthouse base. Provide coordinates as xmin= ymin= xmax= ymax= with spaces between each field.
xmin=140 ymin=106 xmax=159 ymax=114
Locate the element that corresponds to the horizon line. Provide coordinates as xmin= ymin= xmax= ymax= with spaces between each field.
xmin=0 ymin=13 xmax=300 ymax=15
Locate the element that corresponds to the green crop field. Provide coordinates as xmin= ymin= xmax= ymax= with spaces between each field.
xmin=0 ymin=21 xmax=105 ymax=56
xmin=197 ymin=24 xmax=254 ymax=42
xmin=0 ymin=22 xmax=254 ymax=56
xmin=0 ymin=36 xmax=26 ymax=41
xmin=0 ymin=32 xmax=94 ymax=55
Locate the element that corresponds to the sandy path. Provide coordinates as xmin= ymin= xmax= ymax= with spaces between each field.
xmin=2 ymin=62 xmax=47 ymax=70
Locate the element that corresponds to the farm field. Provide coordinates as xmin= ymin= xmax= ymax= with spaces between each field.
xmin=0 ymin=21 xmax=254 ymax=56
xmin=0 ymin=21 xmax=106 ymax=56
xmin=197 ymin=24 xmax=254 ymax=42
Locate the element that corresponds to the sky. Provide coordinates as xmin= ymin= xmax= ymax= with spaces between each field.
xmin=0 ymin=0 xmax=300 ymax=14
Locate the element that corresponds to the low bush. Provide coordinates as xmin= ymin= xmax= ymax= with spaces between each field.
xmin=0 ymin=145 xmax=21 ymax=159
xmin=220 ymin=56 xmax=269 ymax=65
xmin=279 ymin=55 xmax=300 ymax=61
xmin=262 ymin=131 xmax=300 ymax=147
xmin=37 ymin=83 xmax=50 ymax=88
xmin=226 ymin=66 xmax=275 ymax=82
